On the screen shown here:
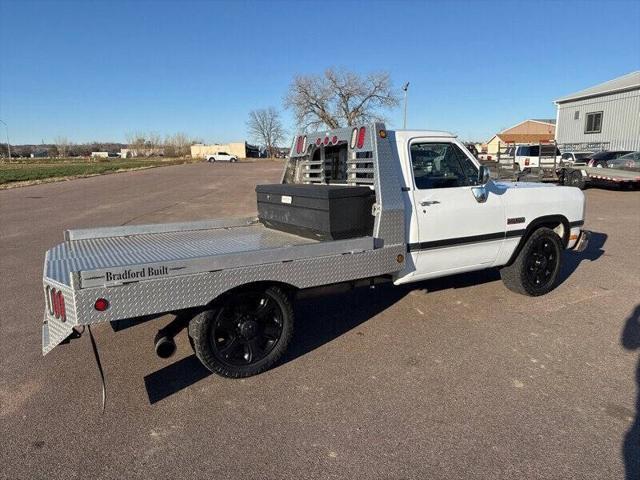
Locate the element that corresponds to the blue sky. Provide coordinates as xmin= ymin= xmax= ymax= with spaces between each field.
xmin=1 ymin=0 xmax=638 ymax=144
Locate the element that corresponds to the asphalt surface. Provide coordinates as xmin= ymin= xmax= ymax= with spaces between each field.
xmin=1 ymin=162 xmax=639 ymax=479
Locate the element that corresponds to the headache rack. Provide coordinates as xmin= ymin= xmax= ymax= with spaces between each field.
xmin=286 ymin=126 xmax=377 ymax=186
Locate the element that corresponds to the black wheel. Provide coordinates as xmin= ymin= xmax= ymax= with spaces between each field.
xmin=570 ymin=170 xmax=586 ymax=190
xmin=189 ymin=286 xmax=294 ymax=378
xmin=501 ymin=227 xmax=563 ymax=296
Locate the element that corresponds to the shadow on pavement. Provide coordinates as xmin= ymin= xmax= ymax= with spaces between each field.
xmin=144 ymin=354 xmax=211 ymax=404
xmin=143 ymin=283 xmax=409 ymax=403
xmin=621 ymin=304 xmax=640 ymax=480
xmin=558 ymin=231 xmax=607 ymax=285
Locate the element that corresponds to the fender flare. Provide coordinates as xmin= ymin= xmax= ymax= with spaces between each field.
xmin=505 ymin=214 xmax=571 ymax=266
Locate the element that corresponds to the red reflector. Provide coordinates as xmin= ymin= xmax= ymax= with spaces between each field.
xmin=357 ymin=127 xmax=366 ymax=149
xmin=94 ymin=298 xmax=109 ymax=311
xmin=57 ymin=290 xmax=66 ymax=321
xmin=332 ymin=135 xmax=338 ymax=145
xmin=323 ymin=136 xmax=329 ymax=146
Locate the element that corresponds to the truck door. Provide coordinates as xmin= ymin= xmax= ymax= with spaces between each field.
xmin=407 ymin=140 xmax=505 ymax=281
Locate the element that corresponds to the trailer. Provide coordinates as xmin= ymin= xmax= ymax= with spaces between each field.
xmin=559 ymin=165 xmax=640 ymax=190
xmin=42 ymin=122 xmax=589 ymax=390
xmin=483 ymin=140 xmax=640 ymax=189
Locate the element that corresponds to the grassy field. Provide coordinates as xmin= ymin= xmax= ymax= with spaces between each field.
xmin=0 ymin=157 xmax=198 ymax=186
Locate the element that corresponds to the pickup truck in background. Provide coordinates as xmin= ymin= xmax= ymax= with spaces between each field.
xmin=514 ymin=144 xmax=562 ymax=171
xmin=41 ymin=123 xmax=589 ymax=381
xmin=206 ymin=151 xmax=238 ymax=162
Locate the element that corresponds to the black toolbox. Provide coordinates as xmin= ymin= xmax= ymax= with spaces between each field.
xmin=255 ymin=184 xmax=375 ymax=240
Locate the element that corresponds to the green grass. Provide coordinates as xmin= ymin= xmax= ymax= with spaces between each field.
xmin=0 ymin=157 xmax=196 ymax=185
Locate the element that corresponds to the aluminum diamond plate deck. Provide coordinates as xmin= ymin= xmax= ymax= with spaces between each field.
xmin=45 ymin=224 xmax=317 ymax=286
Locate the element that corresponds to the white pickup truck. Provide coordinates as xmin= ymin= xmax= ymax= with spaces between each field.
xmin=206 ymin=151 xmax=238 ymax=162
xmin=41 ymin=123 xmax=589 ymax=380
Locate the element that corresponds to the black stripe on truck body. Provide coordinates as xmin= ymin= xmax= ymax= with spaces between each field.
xmin=406 ymin=218 xmax=584 ymax=254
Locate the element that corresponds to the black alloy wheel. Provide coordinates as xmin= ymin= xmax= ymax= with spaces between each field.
xmin=500 ymin=227 xmax=563 ymax=296
xmin=210 ymin=290 xmax=283 ymax=366
xmin=524 ymin=235 xmax=559 ymax=290
xmin=189 ymin=286 xmax=294 ymax=377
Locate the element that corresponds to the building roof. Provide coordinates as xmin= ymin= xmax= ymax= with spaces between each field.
xmin=496 ymin=133 xmax=555 ymax=143
xmin=531 ymin=119 xmax=556 ymax=125
xmin=555 ymin=71 xmax=640 ymax=104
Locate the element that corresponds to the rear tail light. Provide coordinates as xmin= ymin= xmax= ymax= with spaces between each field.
xmin=350 ymin=128 xmax=358 ymax=148
xmin=48 ymin=288 xmax=66 ymax=321
xmin=525 ymin=158 xmax=530 ymax=166
xmin=51 ymin=288 xmax=59 ymax=317
xmin=295 ymin=136 xmax=304 ymax=154
xmin=356 ymin=127 xmax=366 ymax=149
xmin=487 ymin=155 xmax=492 ymax=161
xmin=331 ymin=135 xmax=338 ymax=145
xmin=57 ymin=290 xmax=66 ymax=321
xmin=323 ymin=136 xmax=329 ymax=146
xmin=315 ymin=138 xmax=321 ymax=146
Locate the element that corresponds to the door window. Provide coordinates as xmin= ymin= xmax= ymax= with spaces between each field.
xmin=410 ymin=142 xmax=479 ymax=189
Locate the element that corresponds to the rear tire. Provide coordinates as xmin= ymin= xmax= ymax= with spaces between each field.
xmin=501 ymin=227 xmax=563 ymax=296
xmin=189 ymin=286 xmax=294 ymax=378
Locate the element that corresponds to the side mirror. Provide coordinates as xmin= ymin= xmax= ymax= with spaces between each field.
xmin=478 ymin=165 xmax=490 ymax=185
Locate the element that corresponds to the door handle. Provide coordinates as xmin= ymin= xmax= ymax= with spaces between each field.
xmin=420 ymin=200 xmax=441 ymax=206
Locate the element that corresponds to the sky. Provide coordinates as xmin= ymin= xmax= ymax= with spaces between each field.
xmin=0 ymin=0 xmax=639 ymax=145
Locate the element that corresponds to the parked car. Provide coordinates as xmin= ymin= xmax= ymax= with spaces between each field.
xmin=606 ymin=151 xmax=640 ymax=170
xmin=586 ymin=150 xmax=632 ymax=168
xmin=207 ymin=152 xmax=238 ymax=162
xmin=559 ymin=151 xmax=594 ymax=166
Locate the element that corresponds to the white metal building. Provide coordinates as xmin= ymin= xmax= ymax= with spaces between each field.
xmin=555 ymin=71 xmax=640 ymax=151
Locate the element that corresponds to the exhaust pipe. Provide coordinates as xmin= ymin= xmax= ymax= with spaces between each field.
xmin=152 ymin=311 xmax=194 ymax=359
xmin=154 ymin=331 xmax=177 ymax=359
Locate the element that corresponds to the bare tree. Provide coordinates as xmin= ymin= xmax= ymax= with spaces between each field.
xmin=54 ymin=136 xmax=71 ymax=157
xmin=284 ymin=68 xmax=400 ymax=131
xmin=247 ymin=107 xmax=286 ymax=157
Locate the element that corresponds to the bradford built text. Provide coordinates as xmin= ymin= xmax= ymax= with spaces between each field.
xmin=105 ymin=266 xmax=169 ymax=282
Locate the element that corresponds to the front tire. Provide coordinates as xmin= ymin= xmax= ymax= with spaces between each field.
xmin=501 ymin=227 xmax=563 ymax=296
xmin=189 ymin=286 xmax=294 ymax=378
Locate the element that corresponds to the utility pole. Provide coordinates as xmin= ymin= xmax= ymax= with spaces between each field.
xmin=402 ymin=82 xmax=410 ymax=129
xmin=0 ymin=119 xmax=10 ymax=159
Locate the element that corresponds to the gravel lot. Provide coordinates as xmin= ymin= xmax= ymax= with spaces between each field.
xmin=1 ymin=162 xmax=639 ymax=479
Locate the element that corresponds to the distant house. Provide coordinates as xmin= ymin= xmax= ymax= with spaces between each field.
xmin=91 ymin=151 xmax=109 ymax=158
xmin=484 ymin=119 xmax=556 ymax=155
xmin=555 ymin=71 xmax=640 ymax=151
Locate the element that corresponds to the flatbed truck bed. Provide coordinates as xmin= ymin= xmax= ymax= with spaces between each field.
xmin=43 ymin=216 xmax=404 ymax=354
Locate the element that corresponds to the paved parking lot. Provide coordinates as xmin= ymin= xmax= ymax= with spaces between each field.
xmin=1 ymin=162 xmax=639 ymax=479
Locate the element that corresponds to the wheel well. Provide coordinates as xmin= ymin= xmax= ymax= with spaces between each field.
xmin=505 ymin=215 xmax=570 ymax=266
xmin=207 ymin=281 xmax=298 ymax=307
